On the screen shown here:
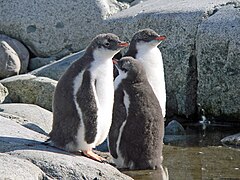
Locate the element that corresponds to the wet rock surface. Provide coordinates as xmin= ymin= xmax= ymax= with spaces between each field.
xmin=221 ymin=133 xmax=240 ymax=147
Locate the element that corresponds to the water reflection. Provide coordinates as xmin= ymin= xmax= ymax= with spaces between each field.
xmin=164 ymin=123 xmax=240 ymax=147
xmin=163 ymin=145 xmax=240 ymax=180
xmin=123 ymin=165 xmax=169 ymax=180
xmin=123 ymin=124 xmax=240 ymax=180
xmin=124 ymin=145 xmax=240 ymax=180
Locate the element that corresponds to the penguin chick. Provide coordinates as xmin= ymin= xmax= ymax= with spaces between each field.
xmin=125 ymin=28 xmax=167 ymax=117
xmin=49 ymin=33 xmax=129 ymax=162
xmin=109 ymin=56 xmax=164 ymax=170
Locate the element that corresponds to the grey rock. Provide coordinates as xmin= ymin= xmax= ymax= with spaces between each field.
xmin=28 ymin=56 xmax=57 ymax=71
xmin=0 ymin=153 xmax=51 ymax=180
xmin=197 ymin=4 xmax=240 ymax=120
xmin=0 ymin=112 xmax=48 ymax=136
xmin=0 ymin=116 xmax=47 ymax=153
xmin=118 ymin=0 xmax=134 ymax=3
xmin=0 ymin=0 xmax=127 ymax=57
xmin=117 ymin=0 xmax=137 ymax=5
xmin=104 ymin=0 xmax=240 ymax=119
xmin=0 ymin=34 xmax=30 ymax=74
xmin=9 ymin=149 xmax=132 ymax=180
xmin=0 ymin=83 xmax=8 ymax=103
xmin=0 ymin=116 xmax=132 ymax=180
xmin=221 ymin=133 xmax=240 ymax=147
xmin=0 ymin=74 xmax=57 ymax=111
xmin=164 ymin=120 xmax=188 ymax=146
xmin=1 ymin=0 xmax=239 ymax=120
xmin=30 ymin=50 xmax=85 ymax=80
xmin=165 ymin=120 xmax=185 ymax=135
xmin=0 ymin=41 xmax=21 ymax=79
xmin=130 ymin=0 xmax=149 ymax=6
xmin=0 ymin=103 xmax=52 ymax=135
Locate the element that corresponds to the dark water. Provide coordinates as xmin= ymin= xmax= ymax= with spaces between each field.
xmin=122 ymin=125 xmax=240 ymax=180
xmin=124 ymin=145 xmax=240 ymax=180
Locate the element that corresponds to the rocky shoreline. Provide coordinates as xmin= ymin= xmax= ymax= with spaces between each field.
xmin=0 ymin=104 xmax=133 ymax=179
xmin=0 ymin=0 xmax=239 ymax=121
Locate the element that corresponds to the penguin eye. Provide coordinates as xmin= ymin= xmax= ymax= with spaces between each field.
xmin=104 ymin=41 xmax=110 ymax=46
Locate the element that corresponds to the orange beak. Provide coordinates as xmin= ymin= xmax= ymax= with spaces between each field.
xmin=117 ymin=42 xmax=129 ymax=47
xmin=155 ymin=35 xmax=166 ymax=41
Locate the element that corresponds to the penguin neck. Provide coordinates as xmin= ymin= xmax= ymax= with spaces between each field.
xmin=125 ymin=42 xmax=138 ymax=58
xmin=135 ymin=43 xmax=164 ymax=77
xmin=135 ymin=42 xmax=166 ymax=117
xmin=123 ymin=72 xmax=148 ymax=86
xmin=136 ymin=43 xmax=162 ymax=63
xmin=89 ymin=48 xmax=116 ymax=77
xmin=135 ymin=42 xmax=165 ymax=83
xmin=89 ymin=48 xmax=115 ymax=80
xmin=115 ymin=72 xmax=146 ymax=91
xmin=90 ymin=48 xmax=114 ymax=108
xmin=93 ymin=48 xmax=118 ymax=62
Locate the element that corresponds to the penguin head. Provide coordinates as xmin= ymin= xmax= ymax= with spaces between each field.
xmin=115 ymin=56 xmax=147 ymax=82
xmin=87 ymin=33 xmax=129 ymax=59
xmin=131 ymin=28 xmax=166 ymax=49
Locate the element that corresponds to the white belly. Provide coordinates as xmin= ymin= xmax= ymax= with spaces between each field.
xmin=136 ymin=47 xmax=166 ymax=117
xmin=90 ymin=58 xmax=114 ymax=146
xmin=94 ymin=72 xmax=114 ymax=145
xmin=67 ymin=58 xmax=114 ymax=151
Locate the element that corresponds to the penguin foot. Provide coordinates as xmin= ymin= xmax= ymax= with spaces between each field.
xmin=82 ymin=150 xmax=107 ymax=163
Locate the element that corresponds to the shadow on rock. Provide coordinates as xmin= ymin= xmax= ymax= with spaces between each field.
xmin=0 ymin=136 xmax=69 ymax=155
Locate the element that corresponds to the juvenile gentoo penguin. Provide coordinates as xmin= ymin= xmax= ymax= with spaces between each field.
xmin=109 ymin=57 xmax=164 ymax=170
xmin=125 ymin=28 xmax=167 ymax=117
xmin=49 ymin=33 xmax=129 ymax=162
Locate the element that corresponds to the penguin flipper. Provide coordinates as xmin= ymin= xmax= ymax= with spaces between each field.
xmin=109 ymin=87 xmax=127 ymax=159
xmin=76 ymin=70 xmax=98 ymax=144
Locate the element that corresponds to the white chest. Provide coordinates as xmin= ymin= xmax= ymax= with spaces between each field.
xmin=114 ymin=70 xmax=128 ymax=90
xmin=90 ymin=50 xmax=115 ymax=145
xmin=90 ymin=57 xmax=114 ymax=108
xmin=136 ymin=46 xmax=166 ymax=117
xmin=136 ymin=47 xmax=164 ymax=80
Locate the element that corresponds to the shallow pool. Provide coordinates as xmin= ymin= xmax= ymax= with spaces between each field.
xmin=123 ymin=145 xmax=240 ymax=179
